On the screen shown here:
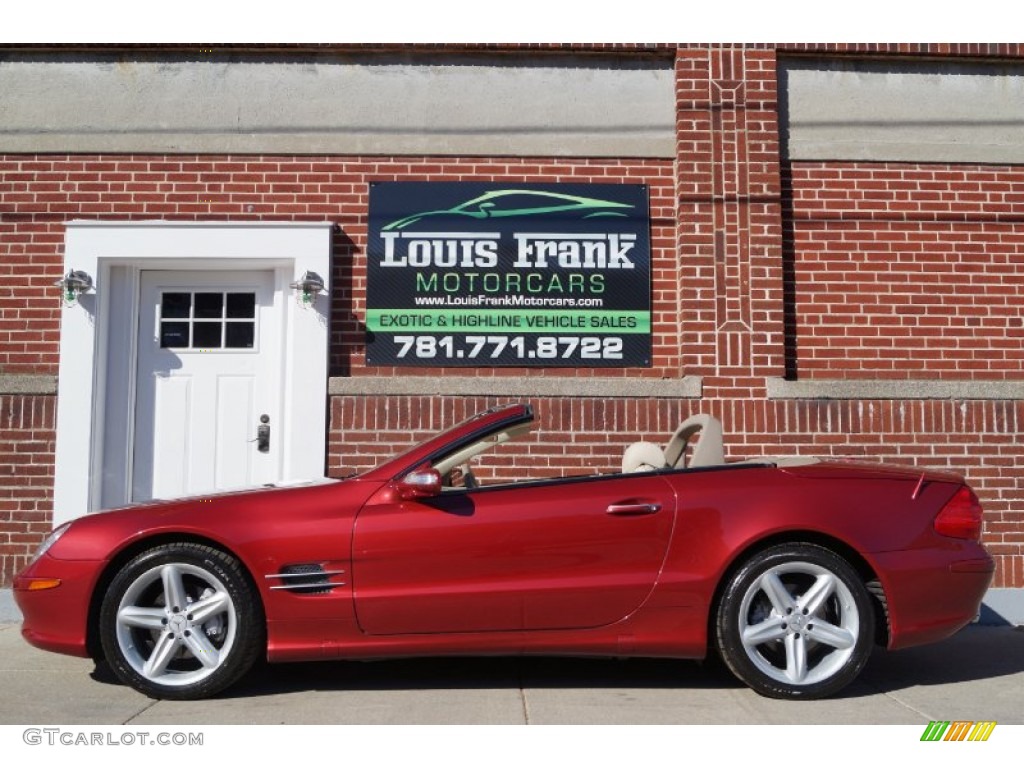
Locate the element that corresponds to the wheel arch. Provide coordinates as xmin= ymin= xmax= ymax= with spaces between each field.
xmin=85 ymin=532 xmax=265 ymax=662
xmin=706 ymin=530 xmax=890 ymax=654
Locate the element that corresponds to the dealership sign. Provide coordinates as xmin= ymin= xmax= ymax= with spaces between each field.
xmin=366 ymin=182 xmax=652 ymax=367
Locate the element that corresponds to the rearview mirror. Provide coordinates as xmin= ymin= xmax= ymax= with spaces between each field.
xmin=396 ymin=467 xmax=442 ymax=500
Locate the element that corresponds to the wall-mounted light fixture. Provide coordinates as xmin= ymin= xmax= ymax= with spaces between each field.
xmin=289 ymin=271 xmax=326 ymax=307
xmin=53 ymin=269 xmax=94 ymax=306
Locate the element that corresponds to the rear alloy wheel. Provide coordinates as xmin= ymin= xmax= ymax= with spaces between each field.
xmin=716 ymin=543 xmax=874 ymax=699
xmin=99 ymin=543 xmax=264 ymax=700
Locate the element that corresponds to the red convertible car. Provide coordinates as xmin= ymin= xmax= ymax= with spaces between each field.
xmin=15 ymin=403 xmax=993 ymax=700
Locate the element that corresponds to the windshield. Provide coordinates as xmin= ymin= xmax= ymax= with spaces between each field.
xmin=372 ymin=404 xmax=529 ymax=475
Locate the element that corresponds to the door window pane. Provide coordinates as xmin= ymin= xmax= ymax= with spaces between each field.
xmin=225 ymin=322 xmax=255 ymax=348
xmin=161 ymin=293 xmax=191 ymax=319
xmin=160 ymin=322 xmax=190 ymax=348
xmin=226 ymin=293 xmax=256 ymax=319
xmin=192 ymin=322 xmax=223 ymax=348
xmin=194 ymin=292 xmax=224 ymax=319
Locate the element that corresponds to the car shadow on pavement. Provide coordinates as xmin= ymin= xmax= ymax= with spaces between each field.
xmin=85 ymin=625 xmax=1024 ymax=701
xmin=223 ymin=655 xmax=743 ymax=699
xmin=854 ymin=625 xmax=1024 ymax=696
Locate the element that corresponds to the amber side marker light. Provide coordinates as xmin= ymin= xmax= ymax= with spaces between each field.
xmin=934 ymin=487 xmax=984 ymax=542
xmin=21 ymin=578 xmax=62 ymax=591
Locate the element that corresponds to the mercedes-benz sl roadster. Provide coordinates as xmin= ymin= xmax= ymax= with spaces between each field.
xmin=15 ymin=403 xmax=993 ymax=700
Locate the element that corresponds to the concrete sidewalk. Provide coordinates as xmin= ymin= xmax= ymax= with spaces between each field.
xmin=0 ymin=591 xmax=19 ymax=624
xmin=0 ymin=619 xmax=1021 ymax=725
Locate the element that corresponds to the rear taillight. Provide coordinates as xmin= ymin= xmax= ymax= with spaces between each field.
xmin=934 ymin=486 xmax=984 ymax=541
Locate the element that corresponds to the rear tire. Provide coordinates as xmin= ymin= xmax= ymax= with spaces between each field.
xmin=99 ymin=543 xmax=264 ymax=700
xmin=715 ymin=543 xmax=874 ymax=699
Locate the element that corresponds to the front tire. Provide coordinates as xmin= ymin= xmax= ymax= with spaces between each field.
xmin=99 ymin=543 xmax=264 ymax=700
xmin=715 ymin=543 xmax=874 ymax=699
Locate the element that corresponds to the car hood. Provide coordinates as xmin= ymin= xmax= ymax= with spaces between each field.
xmin=45 ymin=475 xmax=381 ymax=562
xmin=104 ymin=476 xmax=343 ymax=512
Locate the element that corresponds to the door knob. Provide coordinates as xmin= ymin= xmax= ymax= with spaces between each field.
xmin=256 ymin=414 xmax=270 ymax=453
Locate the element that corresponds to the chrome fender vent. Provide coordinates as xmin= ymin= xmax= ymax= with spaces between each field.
xmin=265 ymin=564 xmax=345 ymax=595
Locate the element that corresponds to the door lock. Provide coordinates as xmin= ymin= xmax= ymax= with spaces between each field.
xmin=256 ymin=414 xmax=270 ymax=453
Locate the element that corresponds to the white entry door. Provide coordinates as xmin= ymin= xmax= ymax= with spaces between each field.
xmin=133 ymin=270 xmax=283 ymax=502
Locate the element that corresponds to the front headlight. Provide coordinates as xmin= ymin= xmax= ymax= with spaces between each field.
xmin=31 ymin=522 xmax=73 ymax=562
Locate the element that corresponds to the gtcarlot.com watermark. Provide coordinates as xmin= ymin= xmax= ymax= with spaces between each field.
xmin=23 ymin=728 xmax=203 ymax=747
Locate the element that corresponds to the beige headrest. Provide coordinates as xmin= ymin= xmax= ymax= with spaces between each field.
xmin=621 ymin=441 xmax=667 ymax=473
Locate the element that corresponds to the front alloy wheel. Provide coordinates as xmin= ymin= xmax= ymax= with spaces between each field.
xmin=99 ymin=543 xmax=264 ymax=699
xmin=716 ymin=543 xmax=874 ymax=699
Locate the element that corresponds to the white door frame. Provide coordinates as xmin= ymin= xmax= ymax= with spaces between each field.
xmin=54 ymin=221 xmax=333 ymax=526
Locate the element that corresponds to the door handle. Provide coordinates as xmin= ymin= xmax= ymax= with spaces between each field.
xmin=256 ymin=414 xmax=270 ymax=453
xmin=606 ymin=501 xmax=661 ymax=516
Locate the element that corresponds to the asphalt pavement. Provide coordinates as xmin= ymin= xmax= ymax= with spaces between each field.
xmin=0 ymin=620 xmax=1021 ymax=725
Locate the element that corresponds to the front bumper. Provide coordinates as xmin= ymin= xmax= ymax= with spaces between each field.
xmin=13 ymin=554 xmax=104 ymax=658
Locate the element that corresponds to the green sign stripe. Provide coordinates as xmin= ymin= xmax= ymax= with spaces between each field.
xmin=366 ymin=309 xmax=650 ymax=334
xmin=921 ymin=721 xmax=950 ymax=741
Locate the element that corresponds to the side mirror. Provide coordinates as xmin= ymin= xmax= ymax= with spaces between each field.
xmin=396 ymin=466 xmax=442 ymax=500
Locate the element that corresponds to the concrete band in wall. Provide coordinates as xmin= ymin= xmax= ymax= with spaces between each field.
xmin=0 ymin=375 xmax=58 ymax=395
xmin=328 ymin=376 xmax=704 ymax=399
xmin=782 ymin=58 xmax=1024 ymax=164
xmin=0 ymin=53 xmax=675 ymax=158
xmin=766 ymin=377 xmax=1024 ymax=401
xmin=4 ymin=375 xmax=1023 ymax=400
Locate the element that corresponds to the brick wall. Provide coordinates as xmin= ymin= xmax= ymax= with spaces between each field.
xmin=788 ymin=162 xmax=1024 ymax=380
xmin=0 ymin=395 xmax=55 ymax=585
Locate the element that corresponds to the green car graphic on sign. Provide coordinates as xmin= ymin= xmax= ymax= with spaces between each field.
xmin=382 ymin=189 xmax=634 ymax=230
